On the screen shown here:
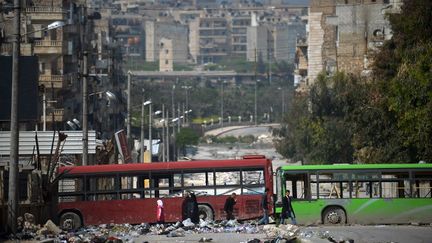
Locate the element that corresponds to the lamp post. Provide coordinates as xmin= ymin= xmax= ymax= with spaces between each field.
xmin=278 ymin=87 xmax=285 ymax=119
xmin=127 ymin=71 xmax=132 ymax=144
xmin=8 ymin=17 xmax=66 ymax=233
xmin=181 ymin=85 xmax=191 ymax=123
xmin=140 ymin=100 xmax=151 ymax=162
xmin=220 ymin=80 xmax=226 ymax=128
xmin=254 ymin=79 xmax=260 ymax=126
xmin=8 ymin=0 xmax=21 ymax=233
xmin=82 ymin=90 xmax=116 ymax=165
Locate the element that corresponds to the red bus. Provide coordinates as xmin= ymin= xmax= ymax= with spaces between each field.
xmin=57 ymin=155 xmax=273 ymax=229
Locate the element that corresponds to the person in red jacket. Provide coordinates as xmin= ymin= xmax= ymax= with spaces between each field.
xmin=157 ymin=199 xmax=165 ymax=224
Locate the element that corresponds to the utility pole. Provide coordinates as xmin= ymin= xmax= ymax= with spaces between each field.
xmin=140 ymin=90 xmax=145 ymax=162
xmin=220 ymin=80 xmax=224 ymax=128
xmin=82 ymin=51 xmax=88 ymax=165
xmin=269 ymin=49 xmax=272 ymax=85
xmin=254 ymin=48 xmax=258 ymax=126
xmin=166 ymin=110 xmax=170 ymax=161
xmin=127 ymin=71 xmax=132 ymax=143
xmin=8 ymin=0 xmax=21 ymax=234
xmin=171 ymin=85 xmax=176 ymax=161
xmin=80 ymin=4 xmax=89 ymax=166
xmin=148 ymin=102 xmax=152 ymax=163
xmin=161 ymin=104 xmax=165 ymax=162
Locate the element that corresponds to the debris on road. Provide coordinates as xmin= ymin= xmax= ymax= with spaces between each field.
xmin=263 ymin=224 xmax=299 ymax=241
xmin=6 ymin=214 xmax=358 ymax=243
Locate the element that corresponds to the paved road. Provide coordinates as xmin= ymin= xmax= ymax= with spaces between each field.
xmin=135 ymin=225 xmax=432 ymax=243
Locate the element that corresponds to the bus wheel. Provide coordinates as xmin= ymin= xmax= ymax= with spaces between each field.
xmin=198 ymin=205 xmax=214 ymax=221
xmin=59 ymin=212 xmax=82 ymax=230
xmin=323 ymin=207 xmax=346 ymax=225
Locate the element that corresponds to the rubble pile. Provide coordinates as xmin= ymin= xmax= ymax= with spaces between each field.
xmin=263 ymin=224 xmax=300 ymax=242
xmin=9 ymin=214 xmax=272 ymax=242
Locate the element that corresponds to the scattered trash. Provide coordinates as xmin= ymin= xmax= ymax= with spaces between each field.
xmin=198 ymin=237 xmax=213 ymax=242
xmin=263 ymin=224 xmax=299 ymax=241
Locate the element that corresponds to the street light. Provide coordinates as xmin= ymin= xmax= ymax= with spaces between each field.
xmin=220 ymin=79 xmax=227 ymax=127
xmin=8 ymin=16 xmax=66 ymax=233
xmin=255 ymin=79 xmax=260 ymax=126
xmin=184 ymin=109 xmax=192 ymax=125
xmin=83 ymin=90 xmax=116 ymax=165
xmin=181 ymin=85 xmax=192 ymax=122
xmin=141 ymin=100 xmax=151 ymax=162
xmin=278 ymin=87 xmax=285 ymax=116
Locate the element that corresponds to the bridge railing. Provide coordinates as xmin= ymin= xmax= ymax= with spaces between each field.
xmin=200 ymin=121 xmax=256 ymax=133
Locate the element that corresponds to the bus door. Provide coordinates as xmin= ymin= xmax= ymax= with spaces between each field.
xmin=284 ymin=172 xmax=311 ymax=201
xmin=283 ymin=171 xmax=316 ymax=223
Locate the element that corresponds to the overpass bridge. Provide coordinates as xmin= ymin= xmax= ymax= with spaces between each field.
xmin=203 ymin=123 xmax=281 ymax=137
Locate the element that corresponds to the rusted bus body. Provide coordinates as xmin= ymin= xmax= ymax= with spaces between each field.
xmin=57 ymin=156 xmax=273 ymax=227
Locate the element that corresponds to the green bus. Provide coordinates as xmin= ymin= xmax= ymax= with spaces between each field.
xmin=275 ymin=163 xmax=432 ymax=225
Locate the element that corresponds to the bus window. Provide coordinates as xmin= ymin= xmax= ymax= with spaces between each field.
xmin=413 ymin=171 xmax=432 ymax=198
xmin=317 ymin=172 xmax=350 ymax=198
xmin=120 ymin=175 xmax=141 ymax=199
xmin=310 ymin=173 xmax=318 ymax=199
xmin=352 ymin=181 xmax=380 ymax=198
xmin=88 ymin=176 xmax=117 ymax=201
xmin=284 ymin=173 xmax=309 ymax=200
xmin=58 ymin=178 xmax=84 ymax=202
xmin=317 ymin=181 xmax=350 ymax=199
xmin=216 ymin=171 xmax=240 ymax=185
xmin=184 ymin=172 xmax=207 ymax=186
xmin=382 ymin=172 xmax=410 ymax=198
xmin=242 ymin=170 xmax=264 ymax=185
xmin=173 ymin=173 xmax=182 ymax=187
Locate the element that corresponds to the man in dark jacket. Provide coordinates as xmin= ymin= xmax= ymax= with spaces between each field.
xmin=258 ymin=188 xmax=269 ymax=224
xmin=280 ymin=190 xmax=297 ymax=225
xmin=224 ymin=193 xmax=237 ymax=220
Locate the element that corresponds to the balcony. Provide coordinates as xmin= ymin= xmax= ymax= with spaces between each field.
xmin=34 ymin=40 xmax=64 ymax=54
xmin=42 ymin=108 xmax=64 ymax=123
xmin=39 ymin=75 xmax=70 ymax=89
xmin=25 ymin=7 xmax=66 ymax=21
xmin=0 ymin=43 xmax=32 ymax=55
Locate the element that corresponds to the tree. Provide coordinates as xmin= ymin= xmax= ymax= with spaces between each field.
xmin=176 ymin=128 xmax=200 ymax=156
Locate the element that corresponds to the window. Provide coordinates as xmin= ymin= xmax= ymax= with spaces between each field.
xmin=352 ymin=181 xmax=380 ymax=198
xmin=215 ymin=171 xmax=240 ymax=185
xmin=413 ymin=171 xmax=432 ymax=198
xmin=242 ymin=170 xmax=264 ymax=185
xmin=58 ymin=178 xmax=84 ymax=202
xmin=316 ymin=171 xmax=350 ymax=198
xmin=87 ymin=176 xmax=117 ymax=201
xmin=184 ymin=172 xmax=207 ymax=187
xmin=88 ymin=177 xmax=116 ymax=191
xmin=285 ymin=172 xmax=309 ymax=199
xmin=381 ymin=171 xmax=410 ymax=198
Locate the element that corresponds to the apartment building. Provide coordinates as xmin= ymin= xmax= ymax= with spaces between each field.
xmin=227 ymin=12 xmax=251 ymax=57
xmin=22 ymin=0 xmax=81 ymax=130
xmin=189 ymin=13 xmax=229 ymax=63
xmin=112 ymin=14 xmax=144 ymax=57
xmin=145 ymin=20 xmax=188 ymax=63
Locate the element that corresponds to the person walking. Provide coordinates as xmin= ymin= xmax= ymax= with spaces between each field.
xmin=280 ymin=190 xmax=297 ymax=225
xmin=156 ymin=199 xmax=165 ymax=224
xmin=258 ymin=188 xmax=269 ymax=225
xmin=182 ymin=192 xmax=193 ymax=220
xmin=224 ymin=193 xmax=237 ymax=220
xmin=190 ymin=192 xmax=200 ymax=224
xmin=182 ymin=191 xmax=190 ymax=220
